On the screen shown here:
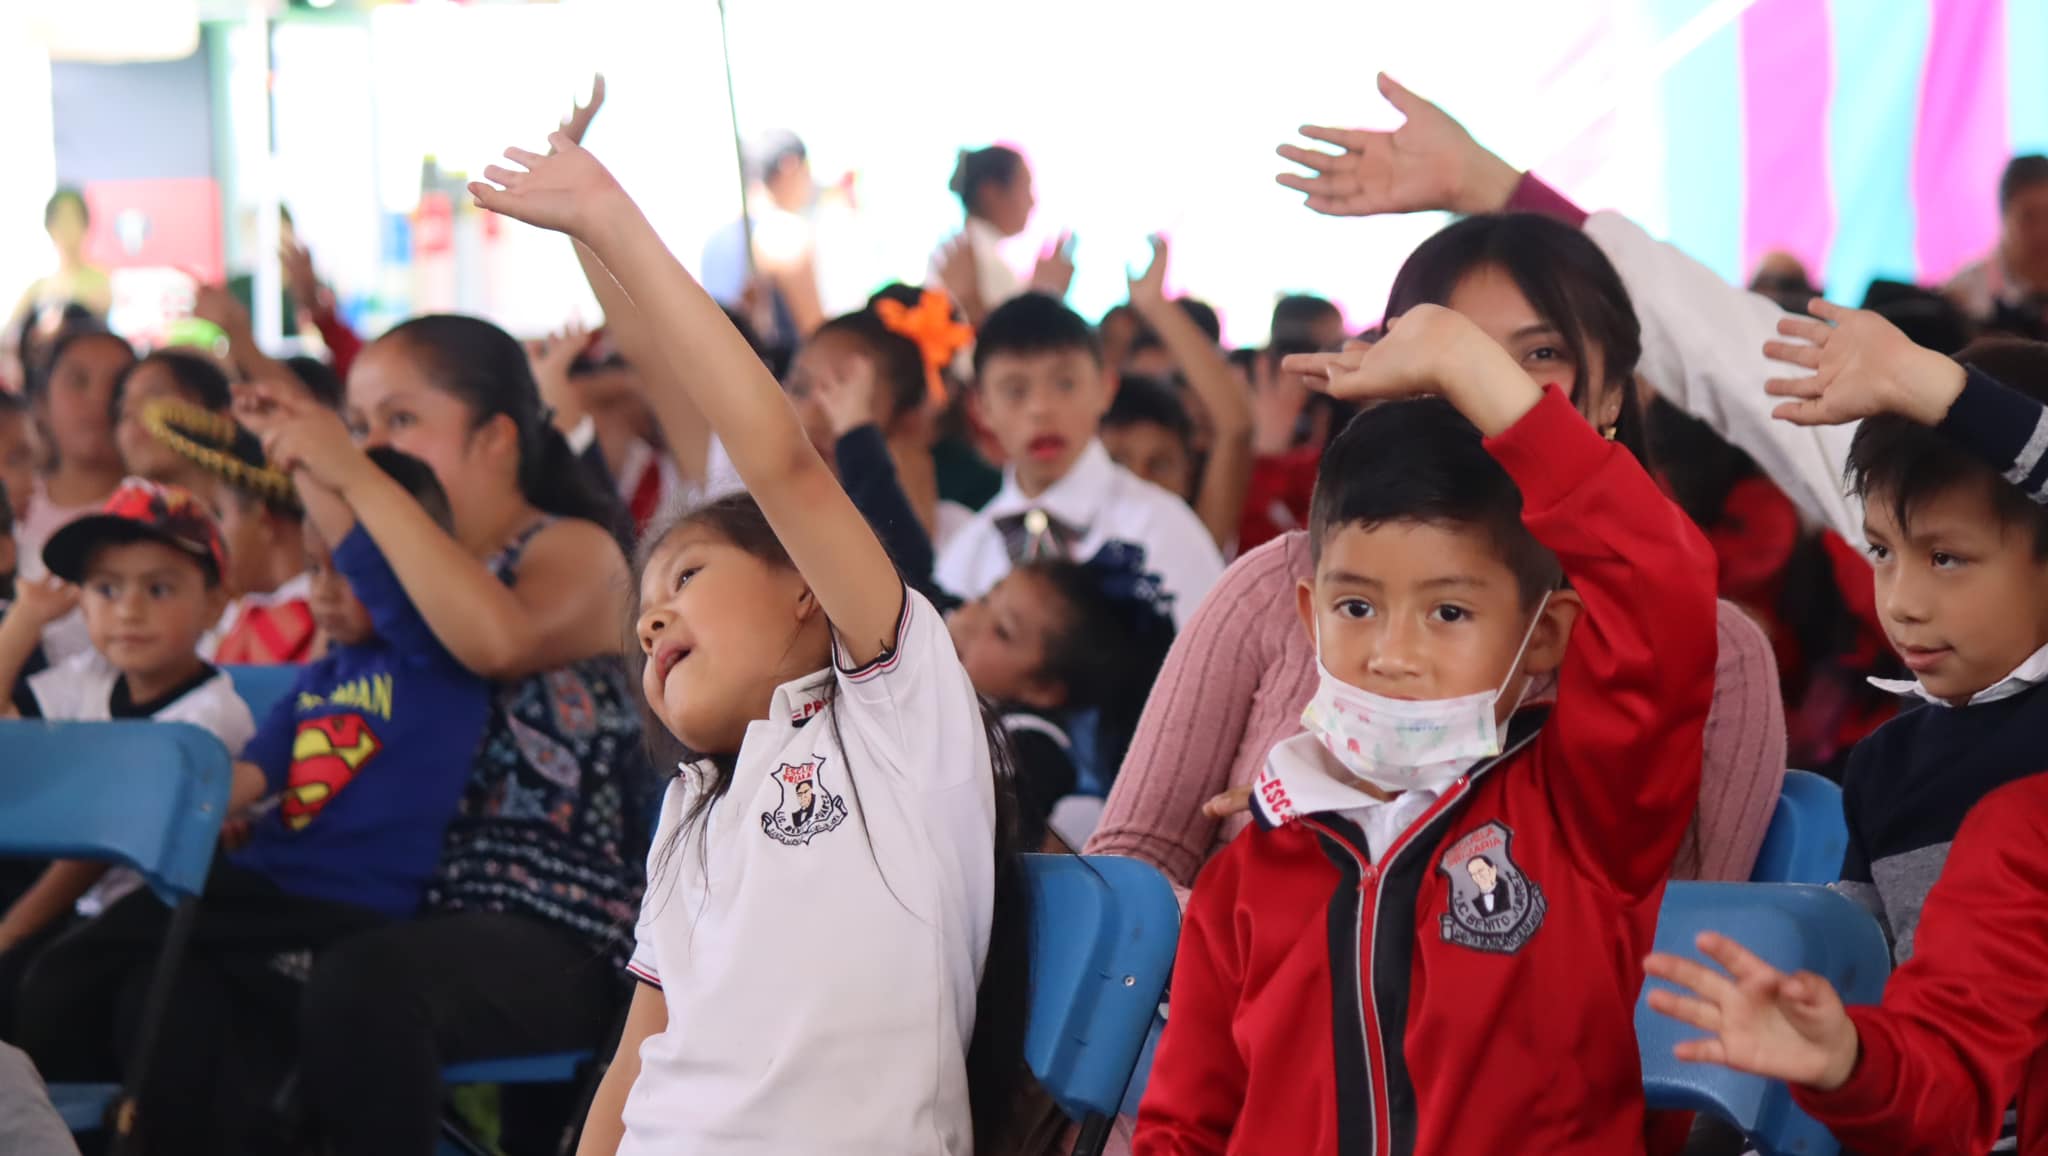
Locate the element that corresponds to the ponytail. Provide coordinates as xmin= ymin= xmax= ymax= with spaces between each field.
xmin=948 ymin=145 xmax=1025 ymax=219
xmin=380 ymin=314 xmax=627 ymax=542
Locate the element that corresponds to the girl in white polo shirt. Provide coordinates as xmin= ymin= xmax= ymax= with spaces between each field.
xmin=472 ymin=135 xmax=1029 ymax=1156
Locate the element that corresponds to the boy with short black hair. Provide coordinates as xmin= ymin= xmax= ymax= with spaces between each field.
xmin=1134 ymin=306 xmax=1717 ymax=1155
xmin=1100 ymin=375 xmax=1197 ymax=500
xmin=935 ymin=292 xmax=1222 ymax=626
xmin=1645 ymin=312 xmax=2048 ymax=1153
xmin=0 ymin=478 xmax=254 ymax=953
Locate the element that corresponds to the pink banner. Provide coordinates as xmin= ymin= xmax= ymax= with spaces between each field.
xmin=1914 ymin=0 xmax=2008 ymax=282
xmin=1740 ymin=0 xmax=1835 ymax=280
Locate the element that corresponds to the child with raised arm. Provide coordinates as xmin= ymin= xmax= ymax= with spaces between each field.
xmin=1647 ymin=313 xmax=2048 ymax=1155
xmin=1132 ymin=305 xmax=1718 ymax=1155
xmin=471 ymin=133 xmax=1028 ymax=1156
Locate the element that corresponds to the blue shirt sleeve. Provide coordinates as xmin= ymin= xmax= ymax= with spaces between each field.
xmin=1936 ymin=366 xmax=2048 ymax=504
xmin=329 ymin=525 xmax=460 ymax=670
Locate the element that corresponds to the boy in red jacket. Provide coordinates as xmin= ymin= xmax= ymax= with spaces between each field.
xmin=1132 ymin=304 xmax=1718 ymax=1156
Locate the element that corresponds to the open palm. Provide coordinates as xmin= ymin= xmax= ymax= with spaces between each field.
xmin=1276 ymin=73 xmax=1520 ymax=218
xmin=1762 ymin=298 xmax=1966 ymax=428
xmin=470 ymin=133 xmax=626 ymax=240
xmin=1644 ymin=932 xmax=1860 ymax=1091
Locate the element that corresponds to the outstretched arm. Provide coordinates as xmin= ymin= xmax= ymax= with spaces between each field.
xmin=1128 ymin=237 xmax=1251 ymax=549
xmin=471 ymin=136 xmax=903 ymax=664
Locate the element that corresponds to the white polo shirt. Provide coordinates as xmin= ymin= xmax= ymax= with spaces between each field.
xmin=620 ymin=590 xmax=995 ymax=1156
xmin=933 ymin=439 xmax=1223 ymax=628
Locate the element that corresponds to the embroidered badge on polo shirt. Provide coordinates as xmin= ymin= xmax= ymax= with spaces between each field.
xmin=1437 ymin=820 xmax=1546 ymax=954
xmin=762 ymin=757 xmax=848 ymax=846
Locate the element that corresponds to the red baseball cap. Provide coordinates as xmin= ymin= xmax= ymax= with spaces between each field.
xmin=43 ymin=477 xmax=228 ymax=585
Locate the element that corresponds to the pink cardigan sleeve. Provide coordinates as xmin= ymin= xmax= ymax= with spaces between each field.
xmin=1085 ymin=534 xmax=1305 ymax=888
xmin=1678 ymin=600 xmax=1786 ymax=881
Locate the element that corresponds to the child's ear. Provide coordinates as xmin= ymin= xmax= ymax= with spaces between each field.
xmin=1519 ymin=589 xmax=1583 ymax=679
xmin=792 ymin=583 xmax=822 ymax=625
xmin=1295 ymin=576 xmax=1319 ymax=646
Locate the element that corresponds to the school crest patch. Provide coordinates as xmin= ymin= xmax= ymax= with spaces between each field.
xmin=1437 ymin=820 xmax=1546 ymax=954
xmin=761 ymin=757 xmax=848 ymax=846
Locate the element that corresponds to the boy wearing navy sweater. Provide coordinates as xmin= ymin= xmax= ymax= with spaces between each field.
xmin=1647 ymin=310 xmax=2048 ymax=1154
xmin=14 ymin=447 xmax=489 ymax=1154
xmin=1134 ymin=306 xmax=1717 ymax=1155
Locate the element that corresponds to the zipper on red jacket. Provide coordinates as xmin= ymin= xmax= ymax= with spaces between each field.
xmin=1295 ymin=711 xmax=1549 ymax=1156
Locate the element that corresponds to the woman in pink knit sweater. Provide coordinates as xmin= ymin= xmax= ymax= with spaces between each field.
xmin=1087 ymin=109 xmax=1789 ymax=887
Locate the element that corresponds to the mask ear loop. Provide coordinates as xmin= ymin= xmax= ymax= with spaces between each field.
xmin=1494 ymin=593 xmax=1553 ymax=710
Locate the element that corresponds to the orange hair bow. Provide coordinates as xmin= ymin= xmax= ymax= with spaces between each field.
xmin=875 ymin=289 xmax=974 ymax=405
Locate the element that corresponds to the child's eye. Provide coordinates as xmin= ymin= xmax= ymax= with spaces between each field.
xmin=1335 ymin=598 xmax=1373 ymax=620
xmin=671 ymin=566 xmax=699 ymax=592
xmin=1931 ymin=551 xmax=1964 ymax=570
xmin=1055 ymin=377 xmax=1076 ymax=394
xmin=1431 ymin=605 xmax=1470 ymax=624
xmin=1865 ymin=543 xmax=1892 ymax=564
xmin=387 ymin=412 xmax=416 ymax=430
xmin=148 ymin=582 xmax=174 ymax=599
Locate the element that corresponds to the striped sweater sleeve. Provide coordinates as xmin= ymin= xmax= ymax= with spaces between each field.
xmin=1936 ymin=366 xmax=2048 ymax=505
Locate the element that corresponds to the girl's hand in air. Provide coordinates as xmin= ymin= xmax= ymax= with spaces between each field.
xmin=1277 ymin=73 xmax=1521 ymax=219
xmin=1763 ymin=298 xmax=1967 ymax=428
xmin=1127 ymin=235 xmax=1170 ymax=313
xmin=560 ymin=73 xmax=606 ymax=145
xmin=1031 ymin=232 xmax=1077 ymax=297
xmin=1644 ymin=931 xmax=1861 ymax=1092
xmin=469 ymin=134 xmax=631 ymax=245
xmin=812 ymin=354 xmax=882 ymax=439
xmin=525 ymin=319 xmax=591 ymax=432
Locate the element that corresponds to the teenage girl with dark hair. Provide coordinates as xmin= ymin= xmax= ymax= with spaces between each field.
xmin=474 ymin=129 xmax=1030 ymax=1155
xmin=238 ymin=309 xmax=650 ymax=1156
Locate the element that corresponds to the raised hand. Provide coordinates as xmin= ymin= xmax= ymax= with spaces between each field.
xmin=1127 ymin=234 xmax=1169 ymax=312
xmin=279 ymin=239 xmax=323 ymax=312
xmin=8 ymin=574 xmax=79 ymax=628
xmin=1276 ymin=73 xmax=1521 ymax=218
xmin=1280 ymin=305 xmax=1476 ymax=401
xmin=469 ymin=134 xmax=630 ymax=242
xmin=525 ymin=319 xmax=591 ymax=430
xmin=812 ymin=353 xmax=881 ymax=437
xmin=192 ymin=282 xmax=254 ymax=341
xmin=560 ymin=74 xmax=607 ymax=146
xmin=1763 ymin=298 xmax=1967 ymax=428
xmin=1030 ymin=231 xmax=1076 ymax=298
xmin=1251 ymin=349 xmax=1313 ymax=456
xmin=1644 ymin=931 xmax=1861 ymax=1091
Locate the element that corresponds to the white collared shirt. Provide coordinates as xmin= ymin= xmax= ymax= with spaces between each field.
xmin=1869 ymin=640 xmax=2048 ymax=708
xmin=620 ymin=591 xmax=994 ymax=1156
xmin=1255 ymin=732 xmax=1442 ymax=863
xmin=933 ymin=439 xmax=1224 ymax=628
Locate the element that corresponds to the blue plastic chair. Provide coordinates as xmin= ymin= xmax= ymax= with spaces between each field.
xmin=1024 ymin=853 xmax=1181 ymax=1156
xmin=1639 ymin=882 xmax=1891 ymax=1156
xmin=1750 ymin=771 xmax=1848 ymax=885
xmin=0 ymin=720 xmax=232 ymax=1151
xmin=1117 ymin=1012 xmax=1165 ymax=1119
xmin=222 ymin=663 xmax=300 ymax=721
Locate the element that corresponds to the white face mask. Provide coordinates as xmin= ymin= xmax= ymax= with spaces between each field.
xmin=1300 ymin=595 xmax=1550 ymax=796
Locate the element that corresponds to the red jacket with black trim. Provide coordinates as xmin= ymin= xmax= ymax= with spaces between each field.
xmin=1132 ymin=387 xmax=1719 ymax=1156
xmin=1790 ymin=771 xmax=2048 ymax=1155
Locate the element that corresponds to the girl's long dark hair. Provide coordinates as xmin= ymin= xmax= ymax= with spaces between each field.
xmin=1384 ymin=213 xmax=1652 ymax=467
xmin=628 ymin=492 xmax=1032 ymax=1148
xmin=379 ymin=314 xmax=629 ymax=544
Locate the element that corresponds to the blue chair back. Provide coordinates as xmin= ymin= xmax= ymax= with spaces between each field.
xmin=1024 ymin=854 xmax=1181 ymax=1124
xmin=0 ymin=720 xmax=230 ymax=904
xmin=1639 ymin=882 xmax=1891 ymax=1156
xmin=223 ymin=663 xmax=300 ymax=722
xmin=1750 ymin=771 xmax=1847 ymax=885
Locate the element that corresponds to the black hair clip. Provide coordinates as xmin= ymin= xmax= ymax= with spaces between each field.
xmin=1082 ymin=541 xmax=1174 ymax=619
